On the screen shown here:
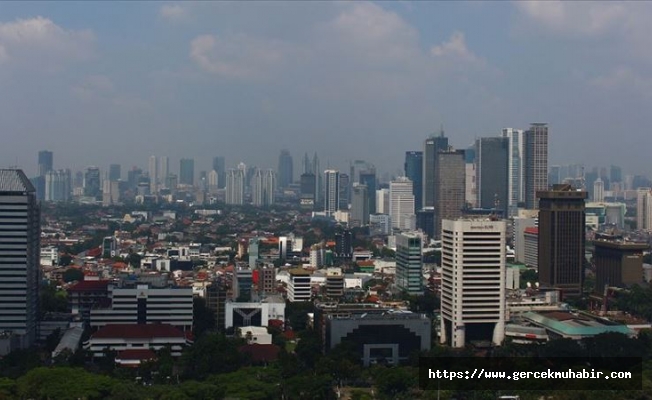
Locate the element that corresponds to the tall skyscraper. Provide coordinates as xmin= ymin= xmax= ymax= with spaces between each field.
xmin=251 ymin=169 xmax=276 ymax=206
xmin=475 ymin=137 xmax=509 ymax=216
xmin=537 ymin=184 xmax=588 ymax=297
xmin=312 ymin=153 xmax=322 ymax=204
xmin=502 ymin=128 xmax=525 ymax=216
xmin=45 ymin=169 xmax=71 ymax=202
xmin=396 ymin=232 xmax=423 ymax=295
xmin=148 ymin=156 xmax=159 ymax=193
xmin=159 ymin=157 xmax=169 ymax=189
xmin=324 ymin=170 xmax=339 ymax=216
xmin=84 ymin=167 xmax=101 ymax=199
xmin=593 ymin=178 xmax=604 ymax=202
xmin=464 ymin=146 xmax=477 ymax=208
xmin=338 ymin=173 xmax=350 ymax=210
xmin=359 ymin=169 xmax=377 ymax=214
xmin=277 ymin=150 xmax=293 ymax=189
xmin=423 ymin=130 xmax=449 ymax=208
xmin=440 ymin=218 xmax=506 ymax=348
xmin=208 ymin=170 xmax=219 ymax=193
xmin=299 ymin=173 xmax=316 ymax=209
xmin=302 ymin=153 xmax=312 ymax=174
xmin=179 ymin=158 xmax=195 ymax=186
xmin=434 ymin=150 xmax=465 ymax=239
xmin=404 ymin=151 xmax=423 ymax=211
xmin=108 ymin=164 xmax=121 ymax=182
xmin=636 ymin=188 xmax=652 ymax=231
xmin=38 ymin=151 xmax=53 ymax=177
xmin=610 ymin=165 xmax=622 ymax=184
xmin=350 ymin=183 xmax=369 ymax=227
xmin=212 ymin=156 xmax=226 ymax=189
xmin=376 ymin=188 xmax=389 ymax=214
xmin=226 ymin=168 xmax=245 ymax=205
xmin=389 ymin=177 xmax=415 ymax=231
xmin=0 ymin=170 xmax=40 ymax=350
xmin=524 ymin=123 xmax=549 ymax=209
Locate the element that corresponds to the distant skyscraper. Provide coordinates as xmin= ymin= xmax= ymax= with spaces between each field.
xmin=524 ymin=123 xmax=549 ymax=209
xmin=312 ymin=153 xmax=322 ymax=204
xmin=278 ymin=150 xmax=293 ymax=189
xmin=179 ymin=158 xmax=194 ymax=186
xmin=396 ymin=232 xmax=423 ymax=295
xmin=45 ymin=169 xmax=71 ymax=202
xmin=389 ymin=177 xmax=415 ymax=231
xmin=159 ymin=157 xmax=169 ymax=188
xmin=593 ymin=178 xmax=604 ymax=202
xmin=212 ymin=157 xmax=226 ymax=189
xmin=0 ymin=170 xmax=40 ymax=350
xmin=148 ymin=156 xmax=159 ymax=193
xmin=251 ymin=169 xmax=276 ymax=206
xmin=440 ymin=218 xmax=506 ymax=348
xmin=404 ymin=151 xmax=423 ymax=211
xmin=338 ymin=173 xmax=350 ymax=210
xmin=83 ymin=167 xmax=101 ymax=199
xmin=350 ymin=183 xmax=369 ymax=227
xmin=434 ymin=150 xmax=465 ymax=239
xmin=302 ymin=153 xmax=312 ymax=174
xmin=502 ymin=128 xmax=525 ymax=216
xmin=423 ymin=130 xmax=449 ymax=208
xmin=359 ymin=169 xmax=377 ymax=214
xmin=464 ymin=147 xmax=477 ymax=208
xmin=226 ymin=168 xmax=245 ymax=205
xmin=300 ymin=173 xmax=316 ymax=209
xmin=109 ymin=164 xmax=121 ymax=181
xmin=610 ymin=165 xmax=622 ymax=184
xmin=376 ymin=188 xmax=389 ymax=215
xmin=636 ymin=188 xmax=652 ymax=231
xmin=324 ymin=170 xmax=339 ymax=216
xmin=38 ymin=150 xmax=53 ymax=177
xmin=537 ymin=184 xmax=587 ymax=297
xmin=548 ymin=165 xmax=561 ymax=186
xmin=208 ymin=170 xmax=219 ymax=193
xmin=475 ymin=137 xmax=509 ymax=215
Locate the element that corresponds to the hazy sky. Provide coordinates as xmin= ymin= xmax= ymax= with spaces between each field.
xmin=1 ymin=1 xmax=651 ymax=178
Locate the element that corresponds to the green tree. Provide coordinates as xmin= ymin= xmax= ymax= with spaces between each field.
xmin=62 ymin=268 xmax=84 ymax=283
xmin=180 ymin=334 xmax=244 ymax=380
xmin=58 ymin=254 xmax=73 ymax=267
xmin=16 ymin=367 xmax=117 ymax=400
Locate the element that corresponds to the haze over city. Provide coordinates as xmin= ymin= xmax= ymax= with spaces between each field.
xmin=1 ymin=1 xmax=651 ymax=176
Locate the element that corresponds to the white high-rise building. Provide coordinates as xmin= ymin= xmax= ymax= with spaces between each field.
xmin=637 ymin=188 xmax=652 ymax=231
xmin=502 ymin=128 xmax=525 ymax=216
xmin=251 ymin=169 xmax=276 ymax=206
xmin=593 ymin=178 xmax=604 ymax=203
xmin=158 ymin=156 xmax=169 ymax=189
xmin=44 ymin=169 xmax=71 ymax=202
xmin=389 ymin=177 xmax=415 ymax=230
xmin=0 ymin=170 xmax=40 ymax=351
xmin=440 ymin=218 xmax=506 ymax=348
xmin=207 ymin=170 xmax=219 ymax=193
xmin=324 ymin=170 xmax=339 ymax=216
xmin=226 ymin=168 xmax=245 ymax=205
xmin=376 ymin=188 xmax=390 ymax=214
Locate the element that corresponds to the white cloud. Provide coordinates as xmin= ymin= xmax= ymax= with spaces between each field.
xmin=159 ymin=4 xmax=189 ymax=22
xmin=431 ymin=31 xmax=480 ymax=63
xmin=515 ymin=1 xmax=627 ymax=36
xmin=190 ymin=34 xmax=292 ymax=79
xmin=71 ymin=75 xmax=115 ymax=100
xmin=590 ymin=67 xmax=652 ymax=96
xmin=0 ymin=16 xmax=94 ymax=67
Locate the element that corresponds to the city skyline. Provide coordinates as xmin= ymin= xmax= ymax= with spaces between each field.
xmin=1 ymin=2 xmax=652 ymax=176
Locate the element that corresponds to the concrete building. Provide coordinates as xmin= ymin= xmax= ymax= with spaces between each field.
xmin=288 ymin=268 xmax=312 ymax=302
xmin=537 ymin=185 xmax=588 ymax=298
xmin=434 ymin=150 xmax=466 ymax=239
xmin=324 ymin=170 xmax=340 ymax=216
xmin=376 ymin=188 xmax=389 ymax=214
xmin=502 ymin=128 xmax=525 ymax=217
xmin=524 ymin=123 xmax=549 ymax=210
xmin=350 ymin=183 xmax=369 ymax=227
xmin=513 ymin=217 xmax=537 ymax=263
xmin=238 ymin=326 xmax=272 ymax=345
xmin=206 ymin=277 xmax=228 ymax=332
xmin=84 ymin=324 xmax=190 ymax=359
xmin=464 ymin=147 xmax=477 ymax=209
xmin=44 ymin=169 xmax=71 ymax=202
xmin=593 ymin=240 xmax=648 ymax=292
xmin=389 ymin=177 xmax=415 ymax=231
xmin=396 ymin=232 xmax=423 ymax=295
xmin=226 ymin=168 xmax=246 ymax=205
xmin=225 ymin=297 xmax=286 ymax=329
xmin=440 ymin=218 xmax=506 ymax=348
xmin=594 ymin=178 xmax=605 ymax=203
xmin=179 ymin=158 xmax=194 ymax=186
xmin=277 ymin=149 xmax=293 ymax=189
xmin=423 ymin=131 xmax=449 ymax=208
xmin=251 ymin=168 xmax=276 ymax=206
xmin=475 ymin=137 xmax=509 ymax=216
xmin=0 ymin=170 xmax=40 ymax=351
xmin=637 ymin=188 xmax=652 ymax=231
xmin=404 ymin=151 xmax=423 ymax=211
xmin=325 ymin=267 xmax=345 ymax=298
xmin=89 ymin=282 xmax=193 ymax=331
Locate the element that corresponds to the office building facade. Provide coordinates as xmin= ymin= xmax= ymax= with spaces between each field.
xmin=423 ymin=132 xmax=449 ymax=208
xmin=434 ymin=150 xmax=466 ymax=239
xmin=502 ymin=128 xmax=525 ymax=216
xmin=226 ymin=168 xmax=246 ymax=205
xmin=324 ymin=170 xmax=340 ymax=216
xmin=537 ymin=185 xmax=587 ymax=297
xmin=524 ymin=123 xmax=549 ymax=209
xmin=179 ymin=158 xmax=194 ymax=186
xmin=277 ymin=150 xmax=293 ymax=189
xmin=475 ymin=137 xmax=509 ymax=216
xmin=251 ymin=169 xmax=276 ymax=206
xmin=389 ymin=177 xmax=415 ymax=231
xmin=405 ymin=151 xmax=423 ymax=211
xmin=350 ymin=183 xmax=369 ymax=227
xmin=396 ymin=232 xmax=423 ymax=295
xmin=0 ymin=170 xmax=40 ymax=350
xmin=440 ymin=218 xmax=506 ymax=348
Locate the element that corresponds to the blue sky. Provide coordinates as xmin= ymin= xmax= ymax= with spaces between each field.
xmin=0 ymin=1 xmax=650 ymax=178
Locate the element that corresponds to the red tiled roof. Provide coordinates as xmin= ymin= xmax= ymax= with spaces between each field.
xmin=92 ymin=324 xmax=185 ymax=340
xmin=116 ymin=349 xmax=157 ymax=361
xmin=524 ymin=227 xmax=539 ymax=235
xmin=67 ymin=280 xmax=111 ymax=292
xmin=239 ymin=344 xmax=281 ymax=363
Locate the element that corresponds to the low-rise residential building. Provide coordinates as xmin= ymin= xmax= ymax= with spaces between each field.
xmin=84 ymin=324 xmax=191 ymax=359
